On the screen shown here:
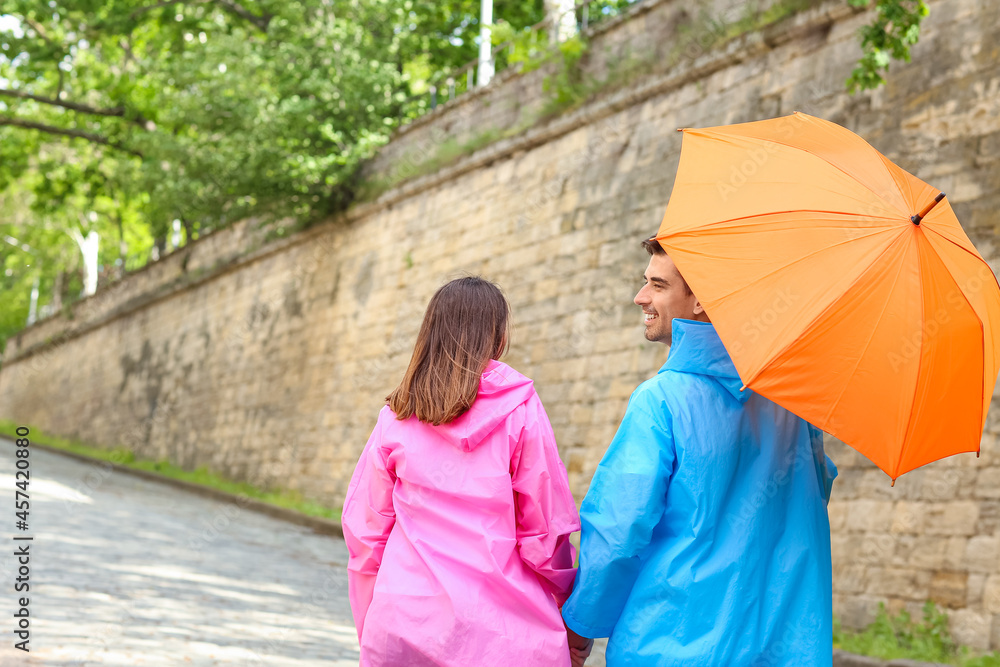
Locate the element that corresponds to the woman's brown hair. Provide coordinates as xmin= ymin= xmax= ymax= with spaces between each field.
xmin=387 ymin=276 xmax=510 ymax=425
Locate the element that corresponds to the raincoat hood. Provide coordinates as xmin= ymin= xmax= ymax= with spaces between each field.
xmin=562 ymin=317 xmax=838 ymax=666
xmin=344 ymin=360 xmax=579 ymax=667
xmin=435 ymin=359 xmax=536 ymax=451
xmin=665 ymin=319 xmax=751 ymax=404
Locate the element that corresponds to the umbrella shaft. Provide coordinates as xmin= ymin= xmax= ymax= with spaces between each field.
xmin=911 ymin=192 xmax=946 ymax=225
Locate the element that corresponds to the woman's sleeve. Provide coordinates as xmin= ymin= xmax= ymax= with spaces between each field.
xmin=341 ymin=415 xmax=396 ymax=641
xmin=510 ymin=392 xmax=581 ymax=606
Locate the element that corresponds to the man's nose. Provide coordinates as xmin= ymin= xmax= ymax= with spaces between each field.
xmin=634 ymin=285 xmax=650 ymax=305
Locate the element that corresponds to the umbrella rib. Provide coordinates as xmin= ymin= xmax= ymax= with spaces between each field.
xmin=923 ymin=224 xmax=1000 ymax=267
xmin=741 ymin=232 xmax=908 ymax=388
xmin=893 ymin=238 xmax=991 ymax=477
xmin=923 ymin=225 xmax=1000 ymax=375
xmin=713 ymin=132 xmax=910 ymax=218
xmin=694 ymin=227 xmax=900 ymax=304
xmin=892 ymin=241 xmax=926 ymax=482
xmin=677 ymin=209 xmax=904 ymax=231
xmin=822 ymin=240 xmax=911 ymax=436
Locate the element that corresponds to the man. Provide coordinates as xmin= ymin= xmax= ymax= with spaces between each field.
xmin=562 ymin=237 xmax=838 ymax=666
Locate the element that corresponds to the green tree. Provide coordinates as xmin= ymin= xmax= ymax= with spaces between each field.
xmin=0 ymin=0 xmax=928 ymax=356
xmin=847 ymin=0 xmax=929 ymax=92
xmin=0 ymin=0 xmax=553 ymax=352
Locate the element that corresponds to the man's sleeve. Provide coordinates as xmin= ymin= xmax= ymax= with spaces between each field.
xmin=561 ymin=384 xmax=675 ymax=638
xmin=808 ymin=423 xmax=838 ymax=505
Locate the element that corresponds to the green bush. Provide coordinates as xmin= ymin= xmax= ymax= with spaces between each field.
xmin=834 ymin=601 xmax=1000 ymax=665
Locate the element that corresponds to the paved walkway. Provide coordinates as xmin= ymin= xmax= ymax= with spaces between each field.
xmin=0 ymin=440 xmax=360 ymax=666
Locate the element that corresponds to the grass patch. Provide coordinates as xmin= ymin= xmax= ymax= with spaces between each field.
xmin=834 ymin=602 xmax=1000 ymax=666
xmin=0 ymin=420 xmax=342 ymax=521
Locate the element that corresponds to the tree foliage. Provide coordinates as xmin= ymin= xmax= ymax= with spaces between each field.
xmin=0 ymin=0 xmax=545 ymax=352
xmin=0 ymin=0 xmax=928 ymax=354
xmin=847 ymin=0 xmax=929 ymax=92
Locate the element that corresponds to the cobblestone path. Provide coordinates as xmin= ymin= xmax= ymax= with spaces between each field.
xmin=0 ymin=441 xmax=360 ymax=667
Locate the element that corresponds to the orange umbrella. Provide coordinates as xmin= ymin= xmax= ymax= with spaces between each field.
xmin=655 ymin=112 xmax=1000 ymax=482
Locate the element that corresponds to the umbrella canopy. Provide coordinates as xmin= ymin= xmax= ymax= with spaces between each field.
xmin=656 ymin=112 xmax=1000 ymax=482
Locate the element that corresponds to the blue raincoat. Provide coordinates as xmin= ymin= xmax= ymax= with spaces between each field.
xmin=562 ymin=319 xmax=838 ymax=666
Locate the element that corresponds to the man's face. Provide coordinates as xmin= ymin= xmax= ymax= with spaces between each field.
xmin=634 ymin=253 xmax=704 ymax=345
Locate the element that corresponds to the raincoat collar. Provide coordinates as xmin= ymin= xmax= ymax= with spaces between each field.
xmin=661 ymin=319 xmax=750 ymax=404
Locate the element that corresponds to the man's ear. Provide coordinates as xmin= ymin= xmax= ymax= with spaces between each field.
xmin=693 ymin=300 xmax=711 ymax=322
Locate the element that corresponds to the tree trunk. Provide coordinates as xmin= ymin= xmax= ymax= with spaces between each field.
xmin=51 ymin=271 xmax=64 ymax=312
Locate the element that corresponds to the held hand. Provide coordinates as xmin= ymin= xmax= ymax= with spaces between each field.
xmin=565 ymin=624 xmax=593 ymax=667
xmin=570 ymin=645 xmax=592 ymax=667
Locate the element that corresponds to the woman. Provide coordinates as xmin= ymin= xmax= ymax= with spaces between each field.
xmin=342 ymin=276 xmax=581 ymax=666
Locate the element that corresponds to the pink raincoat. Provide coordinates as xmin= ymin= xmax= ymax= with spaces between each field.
xmin=343 ymin=359 xmax=580 ymax=666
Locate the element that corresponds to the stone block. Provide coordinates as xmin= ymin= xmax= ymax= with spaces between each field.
xmin=969 ymin=573 xmax=986 ymax=607
xmin=847 ymin=500 xmax=894 ymax=533
xmin=891 ymin=501 xmax=924 ymax=535
xmin=920 ymin=468 xmax=963 ymax=501
xmin=929 ymin=570 xmax=968 ymax=609
xmin=950 ymin=608 xmax=992 ymax=651
xmin=924 ymin=502 xmax=979 ymax=536
xmin=976 ymin=467 xmax=1000 ymax=499
xmin=901 ymin=535 xmax=947 ymax=570
xmin=835 ymin=595 xmax=881 ymax=631
xmin=828 ymin=500 xmax=848 ymax=531
xmin=834 ymin=564 xmax=868 ymax=594
xmin=964 ymin=535 xmax=1000 ymax=574
xmin=857 ymin=534 xmax=897 ymax=565
xmin=865 ymin=567 xmax=929 ymax=600
xmin=975 ymin=501 xmax=1000 ymax=535
xmin=859 ymin=469 xmax=898 ymax=500
xmin=985 ymin=575 xmax=1000 ymax=613
xmin=944 ymin=537 xmax=970 ymax=571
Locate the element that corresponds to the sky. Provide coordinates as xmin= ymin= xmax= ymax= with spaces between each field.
xmin=0 ymin=14 xmax=22 ymax=36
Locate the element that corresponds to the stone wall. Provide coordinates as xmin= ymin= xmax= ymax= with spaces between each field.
xmin=2 ymin=0 xmax=1000 ymax=649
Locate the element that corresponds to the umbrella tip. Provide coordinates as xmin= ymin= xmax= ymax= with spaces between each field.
xmin=890 ymin=478 xmax=896 ymax=487
xmin=739 ymin=384 xmax=747 ymax=392
xmin=911 ymin=192 xmax=947 ymax=225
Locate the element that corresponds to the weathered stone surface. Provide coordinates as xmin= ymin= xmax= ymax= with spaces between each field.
xmin=924 ymin=502 xmax=980 ymax=536
xmin=949 ymin=608 xmax=993 ymax=651
xmin=984 ymin=575 xmax=1000 ymax=614
xmin=964 ymin=535 xmax=1000 ymax=573
xmin=929 ymin=570 xmax=968 ymax=609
